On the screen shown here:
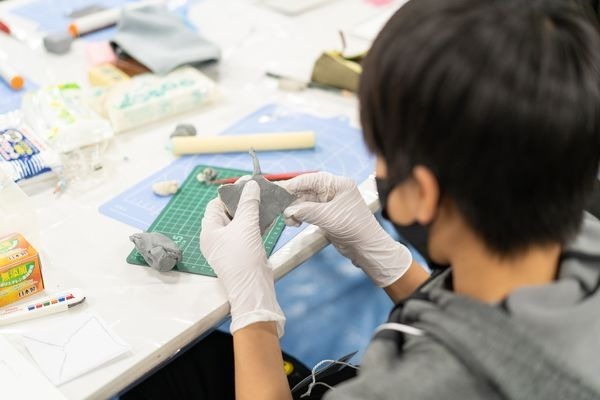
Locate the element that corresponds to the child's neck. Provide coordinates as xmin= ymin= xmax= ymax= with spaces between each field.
xmin=450 ymin=239 xmax=561 ymax=303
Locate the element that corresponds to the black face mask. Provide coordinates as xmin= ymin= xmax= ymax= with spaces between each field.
xmin=375 ymin=177 xmax=447 ymax=270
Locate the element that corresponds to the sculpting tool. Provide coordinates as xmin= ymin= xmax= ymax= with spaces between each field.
xmin=211 ymin=171 xmax=317 ymax=185
xmin=0 ymin=289 xmax=85 ymax=326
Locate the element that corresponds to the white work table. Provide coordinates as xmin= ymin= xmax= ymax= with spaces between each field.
xmin=0 ymin=0 xmax=401 ymax=398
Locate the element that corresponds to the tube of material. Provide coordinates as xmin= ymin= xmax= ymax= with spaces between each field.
xmin=0 ymin=61 xmax=24 ymax=90
xmin=171 ymin=131 xmax=316 ymax=155
xmin=68 ymin=0 xmax=164 ymax=37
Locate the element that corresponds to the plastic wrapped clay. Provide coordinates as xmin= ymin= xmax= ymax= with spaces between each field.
xmin=170 ymin=123 xmax=197 ymax=138
xmin=152 ymin=180 xmax=178 ymax=196
xmin=105 ymin=67 xmax=217 ymax=133
xmin=218 ymin=149 xmax=297 ymax=235
xmin=129 ymin=232 xmax=181 ymax=272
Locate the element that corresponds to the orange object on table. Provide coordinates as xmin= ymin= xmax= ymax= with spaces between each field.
xmin=0 ymin=233 xmax=44 ymax=307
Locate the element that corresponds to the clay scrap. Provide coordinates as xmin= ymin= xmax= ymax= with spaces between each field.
xmin=129 ymin=232 xmax=182 ymax=272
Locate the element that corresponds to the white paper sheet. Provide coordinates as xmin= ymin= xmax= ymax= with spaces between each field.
xmin=0 ymin=335 xmax=66 ymax=399
xmin=350 ymin=1 xmax=409 ymax=41
xmin=21 ymin=312 xmax=130 ymax=385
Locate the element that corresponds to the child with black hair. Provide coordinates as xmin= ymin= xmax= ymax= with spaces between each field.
xmin=126 ymin=0 xmax=600 ymax=399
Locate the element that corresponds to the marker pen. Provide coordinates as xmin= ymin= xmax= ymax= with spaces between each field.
xmin=0 ymin=60 xmax=24 ymax=90
xmin=0 ymin=20 xmax=11 ymax=36
xmin=68 ymin=0 xmax=165 ymax=37
xmin=0 ymin=19 xmax=41 ymax=48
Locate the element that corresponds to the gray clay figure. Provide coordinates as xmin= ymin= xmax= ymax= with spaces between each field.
xmin=218 ymin=149 xmax=297 ymax=235
xmin=130 ymin=232 xmax=182 ymax=272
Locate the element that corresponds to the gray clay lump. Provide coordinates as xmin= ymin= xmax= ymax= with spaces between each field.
xmin=130 ymin=232 xmax=182 ymax=272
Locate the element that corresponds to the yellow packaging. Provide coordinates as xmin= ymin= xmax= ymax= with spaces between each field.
xmin=0 ymin=233 xmax=44 ymax=307
xmin=88 ymin=63 xmax=130 ymax=87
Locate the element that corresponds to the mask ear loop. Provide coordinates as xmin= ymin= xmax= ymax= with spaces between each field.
xmin=297 ymin=359 xmax=360 ymax=398
xmin=297 ymin=324 xmax=425 ymax=398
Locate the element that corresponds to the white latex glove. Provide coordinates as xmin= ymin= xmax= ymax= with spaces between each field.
xmin=200 ymin=180 xmax=285 ymax=337
xmin=279 ymin=172 xmax=413 ymax=288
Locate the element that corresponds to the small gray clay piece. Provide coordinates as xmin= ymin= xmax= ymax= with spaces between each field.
xmin=170 ymin=123 xmax=197 ymax=138
xmin=130 ymin=232 xmax=182 ymax=272
xmin=43 ymin=32 xmax=73 ymax=55
xmin=218 ymin=149 xmax=297 ymax=235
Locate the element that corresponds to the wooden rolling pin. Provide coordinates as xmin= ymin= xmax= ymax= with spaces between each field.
xmin=171 ymin=131 xmax=316 ymax=155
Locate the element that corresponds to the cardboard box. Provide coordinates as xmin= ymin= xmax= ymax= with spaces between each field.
xmin=0 ymin=233 xmax=44 ymax=307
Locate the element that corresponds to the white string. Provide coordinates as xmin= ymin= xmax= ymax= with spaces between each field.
xmin=296 ymin=324 xmax=423 ymax=398
xmin=299 ymin=359 xmax=360 ymax=398
xmin=373 ymin=322 xmax=425 ymax=337
xmin=303 ymin=381 xmax=335 ymax=395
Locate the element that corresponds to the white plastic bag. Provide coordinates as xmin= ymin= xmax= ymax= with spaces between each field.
xmin=22 ymin=83 xmax=114 ymax=154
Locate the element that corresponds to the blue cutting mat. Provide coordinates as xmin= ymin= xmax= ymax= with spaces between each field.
xmin=10 ymin=0 xmax=135 ymax=41
xmin=99 ymin=104 xmax=375 ymax=251
xmin=9 ymin=0 xmax=197 ymax=42
xmin=0 ymin=79 xmax=37 ymax=115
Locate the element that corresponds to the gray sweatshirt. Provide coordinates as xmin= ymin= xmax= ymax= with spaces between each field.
xmin=326 ymin=213 xmax=600 ymax=400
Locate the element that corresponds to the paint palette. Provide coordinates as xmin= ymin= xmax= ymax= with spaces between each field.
xmin=126 ymin=165 xmax=286 ymax=277
xmin=0 ymin=289 xmax=85 ymax=326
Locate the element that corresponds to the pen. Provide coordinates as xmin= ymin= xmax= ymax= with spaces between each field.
xmin=0 ymin=21 xmax=10 ymax=36
xmin=211 ymin=171 xmax=318 ymax=185
xmin=68 ymin=0 xmax=164 ymax=37
xmin=0 ymin=20 xmax=31 ymax=45
xmin=0 ymin=288 xmax=86 ymax=326
xmin=0 ymin=53 xmax=24 ymax=90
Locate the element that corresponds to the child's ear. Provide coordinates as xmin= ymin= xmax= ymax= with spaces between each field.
xmin=411 ymin=166 xmax=440 ymax=225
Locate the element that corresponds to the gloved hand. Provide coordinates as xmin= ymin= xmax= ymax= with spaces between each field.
xmin=200 ymin=180 xmax=285 ymax=337
xmin=279 ymin=172 xmax=413 ymax=288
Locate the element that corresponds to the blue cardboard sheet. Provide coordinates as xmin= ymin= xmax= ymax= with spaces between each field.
xmin=10 ymin=0 xmax=134 ymax=41
xmin=99 ymin=104 xmax=375 ymax=251
xmin=9 ymin=0 xmax=196 ymax=42
xmin=0 ymin=78 xmax=37 ymax=115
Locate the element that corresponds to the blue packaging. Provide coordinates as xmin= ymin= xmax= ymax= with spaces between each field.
xmin=0 ymin=112 xmax=61 ymax=185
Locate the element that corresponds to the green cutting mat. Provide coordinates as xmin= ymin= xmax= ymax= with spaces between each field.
xmin=126 ymin=165 xmax=287 ymax=277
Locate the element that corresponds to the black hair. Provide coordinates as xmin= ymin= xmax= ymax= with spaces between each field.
xmin=360 ymin=0 xmax=600 ymax=254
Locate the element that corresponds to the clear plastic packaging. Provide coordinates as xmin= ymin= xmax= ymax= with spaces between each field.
xmin=21 ymin=83 xmax=114 ymax=154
